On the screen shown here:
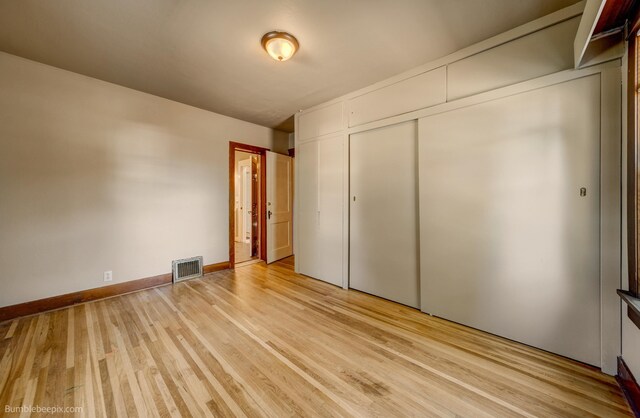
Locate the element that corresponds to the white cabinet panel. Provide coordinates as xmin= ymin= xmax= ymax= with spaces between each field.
xmin=447 ymin=17 xmax=579 ymax=101
xmin=298 ymin=102 xmax=343 ymax=142
xmin=296 ymin=135 xmax=343 ymax=286
xmin=419 ymin=75 xmax=601 ymax=366
xmin=350 ymin=121 xmax=419 ymax=308
xmin=348 ymin=67 xmax=446 ymax=127
xmin=297 ymin=141 xmax=319 ymax=276
xmin=317 ymin=136 xmax=344 ymax=286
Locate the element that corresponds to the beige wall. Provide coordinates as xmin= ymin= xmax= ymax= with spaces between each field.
xmin=0 ymin=51 xmax=285 ymax=307
xmin=288 ymin=133 xmax=295 ymax=150
xmin=271 ymin=131 xmax=290 ymax=155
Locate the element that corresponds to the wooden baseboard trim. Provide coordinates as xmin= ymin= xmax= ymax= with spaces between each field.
xmin=203 ymin=261 xmax=230 ymax=274
xmin=0 ymin=261 xmax=229 ymax=322
xmin=618 ymin=356 xmax=640 ymax=417
xmin=0 ymin=273 xmax=172 ymax=322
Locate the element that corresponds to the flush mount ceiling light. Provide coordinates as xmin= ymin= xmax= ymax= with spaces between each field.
xmin=261 ymin=31 xmax=299 ymax=62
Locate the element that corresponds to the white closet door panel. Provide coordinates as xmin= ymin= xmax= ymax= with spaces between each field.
xmin=297 ymin=141 xmax=320 ymax=277
xmin=419 ymin=75 xmax=601 ymax=366
xmin=350 ymin=121 xmax=419 ymax=308
xmin=297 ymin=136 xmax=344 ymax=287
xmin=317 ymin=135 xmax=344 ymax=286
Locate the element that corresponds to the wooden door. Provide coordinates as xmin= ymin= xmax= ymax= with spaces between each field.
xmin=266 ymin=151 xmax=293 ymax=263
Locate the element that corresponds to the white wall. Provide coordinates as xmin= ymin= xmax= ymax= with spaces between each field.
xmin=0 ymin=51 xmax=283 ymax=307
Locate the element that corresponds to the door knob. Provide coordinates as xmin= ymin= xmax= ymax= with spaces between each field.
xmin=268 ymin=210 xmax=272 ymax=219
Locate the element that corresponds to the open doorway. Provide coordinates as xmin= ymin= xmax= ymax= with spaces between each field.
xmin=229 ymin=141 xmax=295 ymax=269
xmin=229 ymin=142 xmax=268 ymax=268
xmin=234 ymin=151 xmax=259 ymax=263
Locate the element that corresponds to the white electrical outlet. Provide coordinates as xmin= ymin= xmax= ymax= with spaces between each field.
xmin=103 ymin=271 xmax=113 ymax=282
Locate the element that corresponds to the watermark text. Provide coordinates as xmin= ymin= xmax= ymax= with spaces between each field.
xmin=5 ymin=405 xmax=83 ymax=414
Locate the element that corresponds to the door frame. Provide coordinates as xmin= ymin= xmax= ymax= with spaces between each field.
xmin=229 ymin=141 xmax=268 ymax=268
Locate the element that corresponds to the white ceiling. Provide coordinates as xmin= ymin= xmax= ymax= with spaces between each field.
xmin=0 ymin=0 xmax=581 ymax=131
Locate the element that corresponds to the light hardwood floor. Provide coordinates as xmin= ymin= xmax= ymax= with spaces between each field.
xmin=234 ymin=241 xmax=253 ymax=264
xmin=0 ymin=257 xmax=632 ymax=417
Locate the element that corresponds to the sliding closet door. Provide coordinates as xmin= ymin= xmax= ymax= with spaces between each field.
xmin=350 ymin=121 xmax=419 ymax=308
xmin=419 ymin=75 xmax=601 ymax=366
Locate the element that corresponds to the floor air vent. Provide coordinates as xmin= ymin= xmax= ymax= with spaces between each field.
xmin=172 ymin=256 xmax=203 ymax=283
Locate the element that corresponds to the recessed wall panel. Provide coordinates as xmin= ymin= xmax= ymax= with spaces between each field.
xmin=447 ymin=17 xmax=579 ymax=101
xmin=348 ymin=67 xmax=446 ymax=127
xmin=298 ymin=102 xmax=343 ymax=142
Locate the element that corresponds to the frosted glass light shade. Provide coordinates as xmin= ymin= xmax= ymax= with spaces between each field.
xmin=261 ymin=31 xmax=299 ymax=62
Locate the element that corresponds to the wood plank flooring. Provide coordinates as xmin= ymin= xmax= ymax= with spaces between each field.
xmin=0 ymin=257 xmax=632 ymax=417
xmin=234 ymin=242 xmax=253 ymax=264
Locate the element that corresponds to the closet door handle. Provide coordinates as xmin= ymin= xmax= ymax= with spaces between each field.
xmin=268 ymin=210 xmax=272 ymax=219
